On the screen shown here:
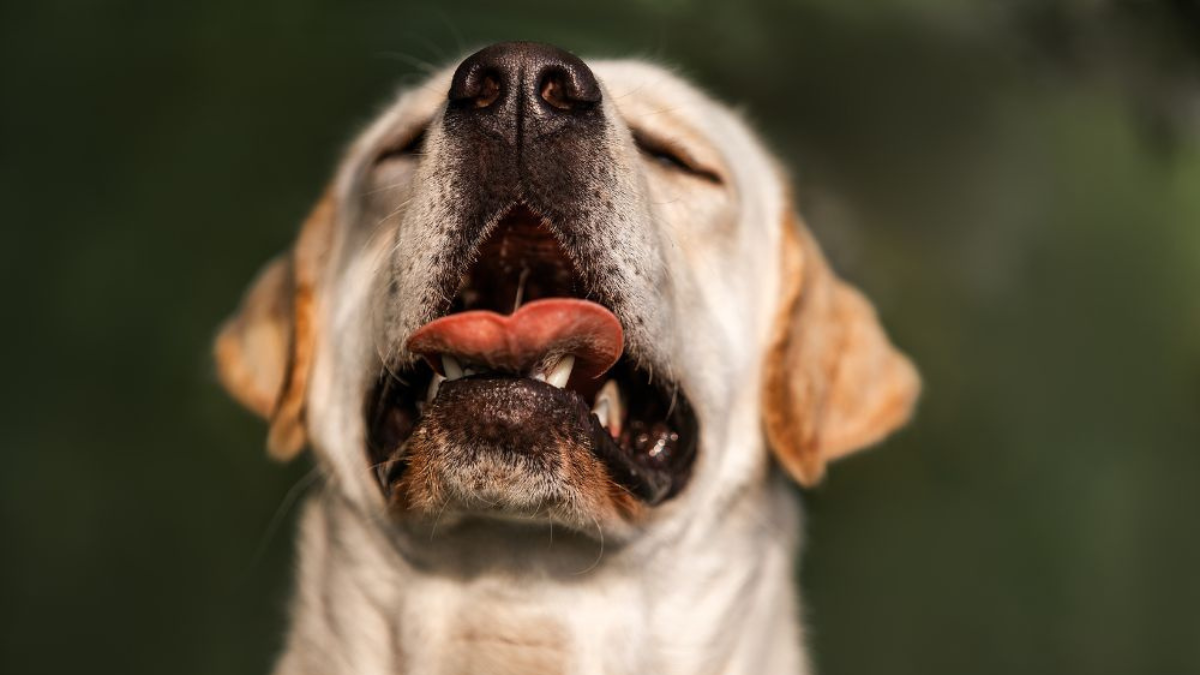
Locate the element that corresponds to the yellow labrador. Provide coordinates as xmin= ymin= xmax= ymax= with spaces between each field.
xmin=216 ymin=42 xmax=919 ymax=675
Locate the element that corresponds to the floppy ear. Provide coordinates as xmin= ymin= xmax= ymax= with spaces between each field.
xmin=214 ymin=192 xmax=335 ymax=460
xmin=762 ymin=211 xmax=921 ymax=486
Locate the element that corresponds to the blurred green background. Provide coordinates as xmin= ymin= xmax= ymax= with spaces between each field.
xmin=3 ymin=1 xmax=1199 ymax=673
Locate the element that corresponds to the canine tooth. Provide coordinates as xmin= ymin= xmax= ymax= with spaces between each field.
xmin=593 ymin=379 xmax=623 ymax=437
xmin=426 ymin=373 xmax=445 ymax=403
xmin=546 ymin=355 xmax=575 ymax=388
xmin=442 ymin=355 xmax=464 ymax=380
xmin=593 ymin=397 xmax=610 ymax=428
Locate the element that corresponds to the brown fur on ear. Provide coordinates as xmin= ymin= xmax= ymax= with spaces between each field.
xmin=214 ymin=255 xmax=294 ymax=420
xmin=214 ymin=192 xmax=336 ymax=461
xmin=762 ymin=212 xmax=921 ymax=486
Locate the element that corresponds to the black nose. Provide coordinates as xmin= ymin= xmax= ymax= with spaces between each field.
xmin=440 ymin=42 xmax=607 ymax=223
xmin=448 ymin=42 xmax=601 ymax=120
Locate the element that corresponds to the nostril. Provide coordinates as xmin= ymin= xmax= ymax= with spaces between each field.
xmin=538 ymin=66 xmax=600 ymax=112
xmin=449 ymin=62 xmax=505 ymax=110
xmin=474 ymin=74 xmax=501 ymax=109
xmin=539 ymin=72 xmax=573 ymax=111
xmin=448 ymin=43 xmax=600 ymax=116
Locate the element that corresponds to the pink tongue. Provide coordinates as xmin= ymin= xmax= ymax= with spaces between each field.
xmin=406 ymin=298 xmax=624 ymax=383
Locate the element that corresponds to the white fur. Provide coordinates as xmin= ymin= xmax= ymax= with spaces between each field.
xmin=276 ymin=59 xmax=811 ymax=675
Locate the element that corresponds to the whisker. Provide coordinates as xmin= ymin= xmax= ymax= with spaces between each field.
xmin=625 ymin=103 xmax=696 ymax=120
xmin=376 ymin=196 xmax=418 ymax=230
xmin=434 ymin=9 xmax=467 ymax=56
xmin=402 ymin=31 xmax=451 ymax=65
xmin=240 ymin=466 xmax=325 ymax=580
xmin=573 ymin=510 xmax=606 ymax=575
xmin=377 ymin=50 xmax=440 ymax=75
xmin=544 ymin=501 xmax=556 ymax=551
xmin=430 ymin=497 xmax=452 ymax=539
xmin=361 ymin=181 xmax=412 ymax=197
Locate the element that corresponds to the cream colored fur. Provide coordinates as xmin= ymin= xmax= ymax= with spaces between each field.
xmin=216 ymin=56 xmax=919 ymax=675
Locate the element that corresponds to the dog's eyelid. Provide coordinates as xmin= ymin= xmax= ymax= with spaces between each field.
xmin=374 ymin=123 xmax=430 ymax=164
xmin=631 ymin=130 xmax=723 ymax=184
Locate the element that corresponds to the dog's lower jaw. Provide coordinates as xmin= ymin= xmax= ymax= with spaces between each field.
xmin=270 ymin=476 xmax=811 ymax=675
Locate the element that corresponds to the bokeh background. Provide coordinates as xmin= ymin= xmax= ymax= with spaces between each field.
xmin=3 ymin=1 xmax=1199 ymax=673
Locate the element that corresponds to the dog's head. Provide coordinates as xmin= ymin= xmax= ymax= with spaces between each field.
xmin=215 ymin=43 xmax=919 ymax=544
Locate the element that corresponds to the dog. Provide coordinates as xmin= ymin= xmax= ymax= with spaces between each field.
xmin=215 ymin=42 xmax=920 ymax=675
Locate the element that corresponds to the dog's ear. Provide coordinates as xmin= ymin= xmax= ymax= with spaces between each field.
xmin=214 ymin=192 xmax=335 ymax=460
xmin=762 ymin=211 xmax=920 ymax=486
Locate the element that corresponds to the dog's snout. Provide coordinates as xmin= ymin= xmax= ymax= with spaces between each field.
xmin=435 ymin=41 xmax=620 ymax=319
xmin=448 ymin=42 xmax=601 ymax=127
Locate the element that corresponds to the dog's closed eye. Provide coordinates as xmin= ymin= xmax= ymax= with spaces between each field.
xmin=632 ymin=130 xmax=722 ymax=184
xmin=375 ymin=124 xmax=429 ymax=164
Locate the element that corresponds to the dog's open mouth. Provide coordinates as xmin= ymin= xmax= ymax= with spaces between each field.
xmin=366 ymin=206 xmax=698 ymax=507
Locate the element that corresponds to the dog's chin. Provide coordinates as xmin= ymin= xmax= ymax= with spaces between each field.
xmin=384 ymin=381 xmax=628 ymax=533
xmin=366 ymin=358 xmax=698 ymax=533
xmin=389 ymin=377 xmax=641 ymax=528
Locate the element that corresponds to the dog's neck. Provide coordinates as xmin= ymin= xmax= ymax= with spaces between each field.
xmin=272 ymin=475 xmax=808 ymax=675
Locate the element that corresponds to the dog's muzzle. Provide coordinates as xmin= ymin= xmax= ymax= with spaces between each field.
xmin=365 ymin=43 xmax=698 ymax=515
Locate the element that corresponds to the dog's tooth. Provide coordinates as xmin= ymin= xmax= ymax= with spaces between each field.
xmin=426 ymin=373 xmax=445 ymax=404
xmin=593 ymin=379 xmax=623 ymax=437
xmin=593 ymin=397 xmax=610 ymax=429
xmin=442 ymin=355 xmax=464 ymax=380
xmin=546 ymin=355 xmax=575 ymax=388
